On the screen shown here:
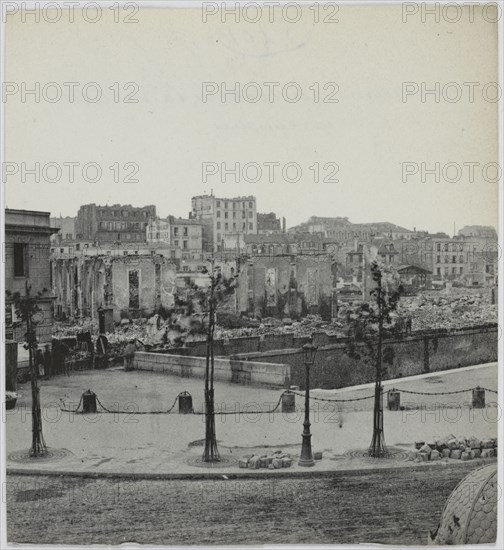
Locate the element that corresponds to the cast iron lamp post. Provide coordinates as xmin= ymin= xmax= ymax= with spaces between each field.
xmin=299 ymin=337 xmax=318 ymax=467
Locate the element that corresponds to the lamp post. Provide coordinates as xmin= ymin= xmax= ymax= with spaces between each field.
xmin=299 ymin=337 xmax=318 ymax=467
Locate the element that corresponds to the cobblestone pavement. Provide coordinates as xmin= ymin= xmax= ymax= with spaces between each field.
xmin=5 ymin=463 xmax=484 ymax=546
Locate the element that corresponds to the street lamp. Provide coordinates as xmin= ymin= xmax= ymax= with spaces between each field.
xmin=299 ymin=337 xmax=318 ymax=467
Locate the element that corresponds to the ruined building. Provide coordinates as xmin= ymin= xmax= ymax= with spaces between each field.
xmin=238 ymin=235 xmax=336 ymax=319
xmin=51 ymin=255 xmax=177 ymax=322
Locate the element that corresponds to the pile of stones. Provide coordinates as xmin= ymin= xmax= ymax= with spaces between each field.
xmin=238 ymin=450 xmax=323 ymax=469
xmin=409 ymin=436 xmax=497 ymax=462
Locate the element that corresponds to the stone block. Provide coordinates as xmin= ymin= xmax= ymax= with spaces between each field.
xmin=482 ymin=439 xmax=494 ymax=449
xmin=450 ymin=450 xmax=462 ymax=459
xmin=238 ymin=459 xmax=249 ymax=469
xmin=259 ymin=457 xmax=270 ymax=468
xmin=282 ymin=457 xmax=292 ymax=468
xmin=442 ymin=449 xmax=451 ymax=458
xmin=408 ymin=450 xmax=419 ymax=461
xmin=313 ymin=451 xmax=323 ymax=460
xmin=469 ymin=437 xmax=481 ymax=449
xmin=272 ymin=458 xmax=283 ymax=469
xmin=419 ymin=444 xmax=432 ymax=457
xmin=419 ymin=452 xmax=430 ymax=462
xmin=472 ymin=449 xmax=481 ymax=459
xmin=447 ymin=439 xmax=458 ymax=450
xmin=430 ymin=450 xmax=441 ymax=461
xmin=414 ymin=441 xmax=425 ymax=450
xmin=461 ymin=451 xmax=472 ymax=461
xmin=268 ymin=464 xmax=275 ymax=470
xmin=481 ymin=449 xmax=494 ymax=458
xmin=248 ymin=456 xmax=260 ymax=469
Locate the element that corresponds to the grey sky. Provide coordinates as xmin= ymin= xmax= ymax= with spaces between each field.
xmin=4 ymin=4 xmax=499 ymax=235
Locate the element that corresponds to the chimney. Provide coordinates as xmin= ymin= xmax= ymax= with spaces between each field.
xmin=282 ymin=217 xmax=286 ymax=233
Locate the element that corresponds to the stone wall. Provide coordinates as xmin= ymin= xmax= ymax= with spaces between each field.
xmin=228 ymin=325 xmax=498 ymax=390
xmin=133 ymin=352 xmax=290 ymax=388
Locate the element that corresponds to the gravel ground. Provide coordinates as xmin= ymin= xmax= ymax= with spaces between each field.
xmin=6 ymin=462 xmax=486 ymax=546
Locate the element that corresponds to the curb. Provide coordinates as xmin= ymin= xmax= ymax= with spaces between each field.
xmin=6 ymin=458 xmax=495 ymax=481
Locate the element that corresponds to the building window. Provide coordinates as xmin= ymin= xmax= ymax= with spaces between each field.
xmin=128 ymin=270 xmax=140 ymax=309
xmin=13 ymin=243 xmax=28 ymax=277
xmin=174 ymin=240 xmax=179 ymax=247
xmin=217 ymin=222 xmax=221 ymax=229
xmin=216 ymin=200 xmax=220 ymax=207
xmin=249 ymin=223 xmax=253 ymax=230
xmin=225 ymin=202 xmax=229 ymax=209
xmin=437 ymin=255 xmax=441 ymax=263
xmin=217 ymin=233 xmax=221 ymax=242
xmin=249 ymin=202 xmax=253 ymax=208
xmin=452 ymin=255 xmax=456 ymax=263
xmin=248 ymin=211 xmax=252 ymax=218
xmin=183 ymin=241 xmax=188 ymax=249
xmin=436 ymin=267 xmax=441 ymax=275
xmin=233 ymin=223 xmax=236 ymax=230
xmin=233 ymin=212 xmax=236 ymax=218
xmin=174 ymin=227 xmax=179 ymax=236
xmin=459 ymin=267 xmax=463 ymax=274
xmin=224 ymin=212 xmax=228 ymax=219
xmin=225 ymin=223 xmax=229 ymax=230
xmin=242 ymin=223 xmax=246 ymax=230
xmin=76 ymin=244 xmax=80 ymax=251
xmin=183 ymin=227 xmax=188 ymax=236
xmin=452 ymin=267 xmax=456 ymax=274
xmin=217 ymin=210 xmax=221 ymax=218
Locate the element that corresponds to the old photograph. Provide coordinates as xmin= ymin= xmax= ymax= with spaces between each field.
xmin=1 ymin=1 xmax=502 ymax=547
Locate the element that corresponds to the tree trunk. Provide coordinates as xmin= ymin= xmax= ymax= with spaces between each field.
xmin=28 ymin=316 xmax=46 ymax=457
xmin=203 ymin=282 xmax=220 ymax=462
xmin=369 ymin=283 xmax=387 ymax=458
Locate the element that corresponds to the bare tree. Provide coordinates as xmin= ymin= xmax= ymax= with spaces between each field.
xmin=345 ymin=261 xmax=402 ymax=457
xmin=7 ymin=282 xmax=49 ymax=457
xmin=200 ymin=259 xmax=236 ymax=462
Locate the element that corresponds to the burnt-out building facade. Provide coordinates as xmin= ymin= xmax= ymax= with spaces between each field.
xmin=237 ymin=235 xmax=336 ymax=319
xmin=51 ymin=254 xmax=177 ymax=322
xmin=75 ymin=203 xmax=156 ymax=243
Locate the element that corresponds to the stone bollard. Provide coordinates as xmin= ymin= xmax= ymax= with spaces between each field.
xmin=82 ymin=389 xmax=97 ymax=414
xmin=387 ymin=390 xmax=400 ymax=411
xmin=282 ymin=391 xmax=296 ymax=413
xmin=178 ymin=391 xmax=193 ymax=414
xmin=472 ymin=387 xmax=485 ymax=409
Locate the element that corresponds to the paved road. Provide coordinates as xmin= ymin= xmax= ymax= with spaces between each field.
xmin=5 ymin=463 xmax=483 ymax=546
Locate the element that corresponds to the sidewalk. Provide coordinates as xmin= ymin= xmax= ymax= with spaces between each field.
xmin=5 ymin=363 xmax=498 ymax=477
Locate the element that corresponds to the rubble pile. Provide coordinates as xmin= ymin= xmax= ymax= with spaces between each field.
xmin=238 ymin=450 xmax=323 ymax=469
xmin=398 ymin=290 xmax=497 ymax=331
xmin=408 ymin=436 xmax=497 ymax=462
xmin=214 ymin=315 xmax=343 ymax=341
xmin=51 ymin=288 xmax=497 ymax=353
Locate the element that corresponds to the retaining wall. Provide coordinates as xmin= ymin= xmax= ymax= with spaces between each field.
xmin=228 ymin=325 xmax=498 ymax=390
xmin=133 ymin=352 xmax=290 ymax=388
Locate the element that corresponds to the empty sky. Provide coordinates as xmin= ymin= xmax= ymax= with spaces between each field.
xmin=3 ymin=3 xmax=500 ymax=235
